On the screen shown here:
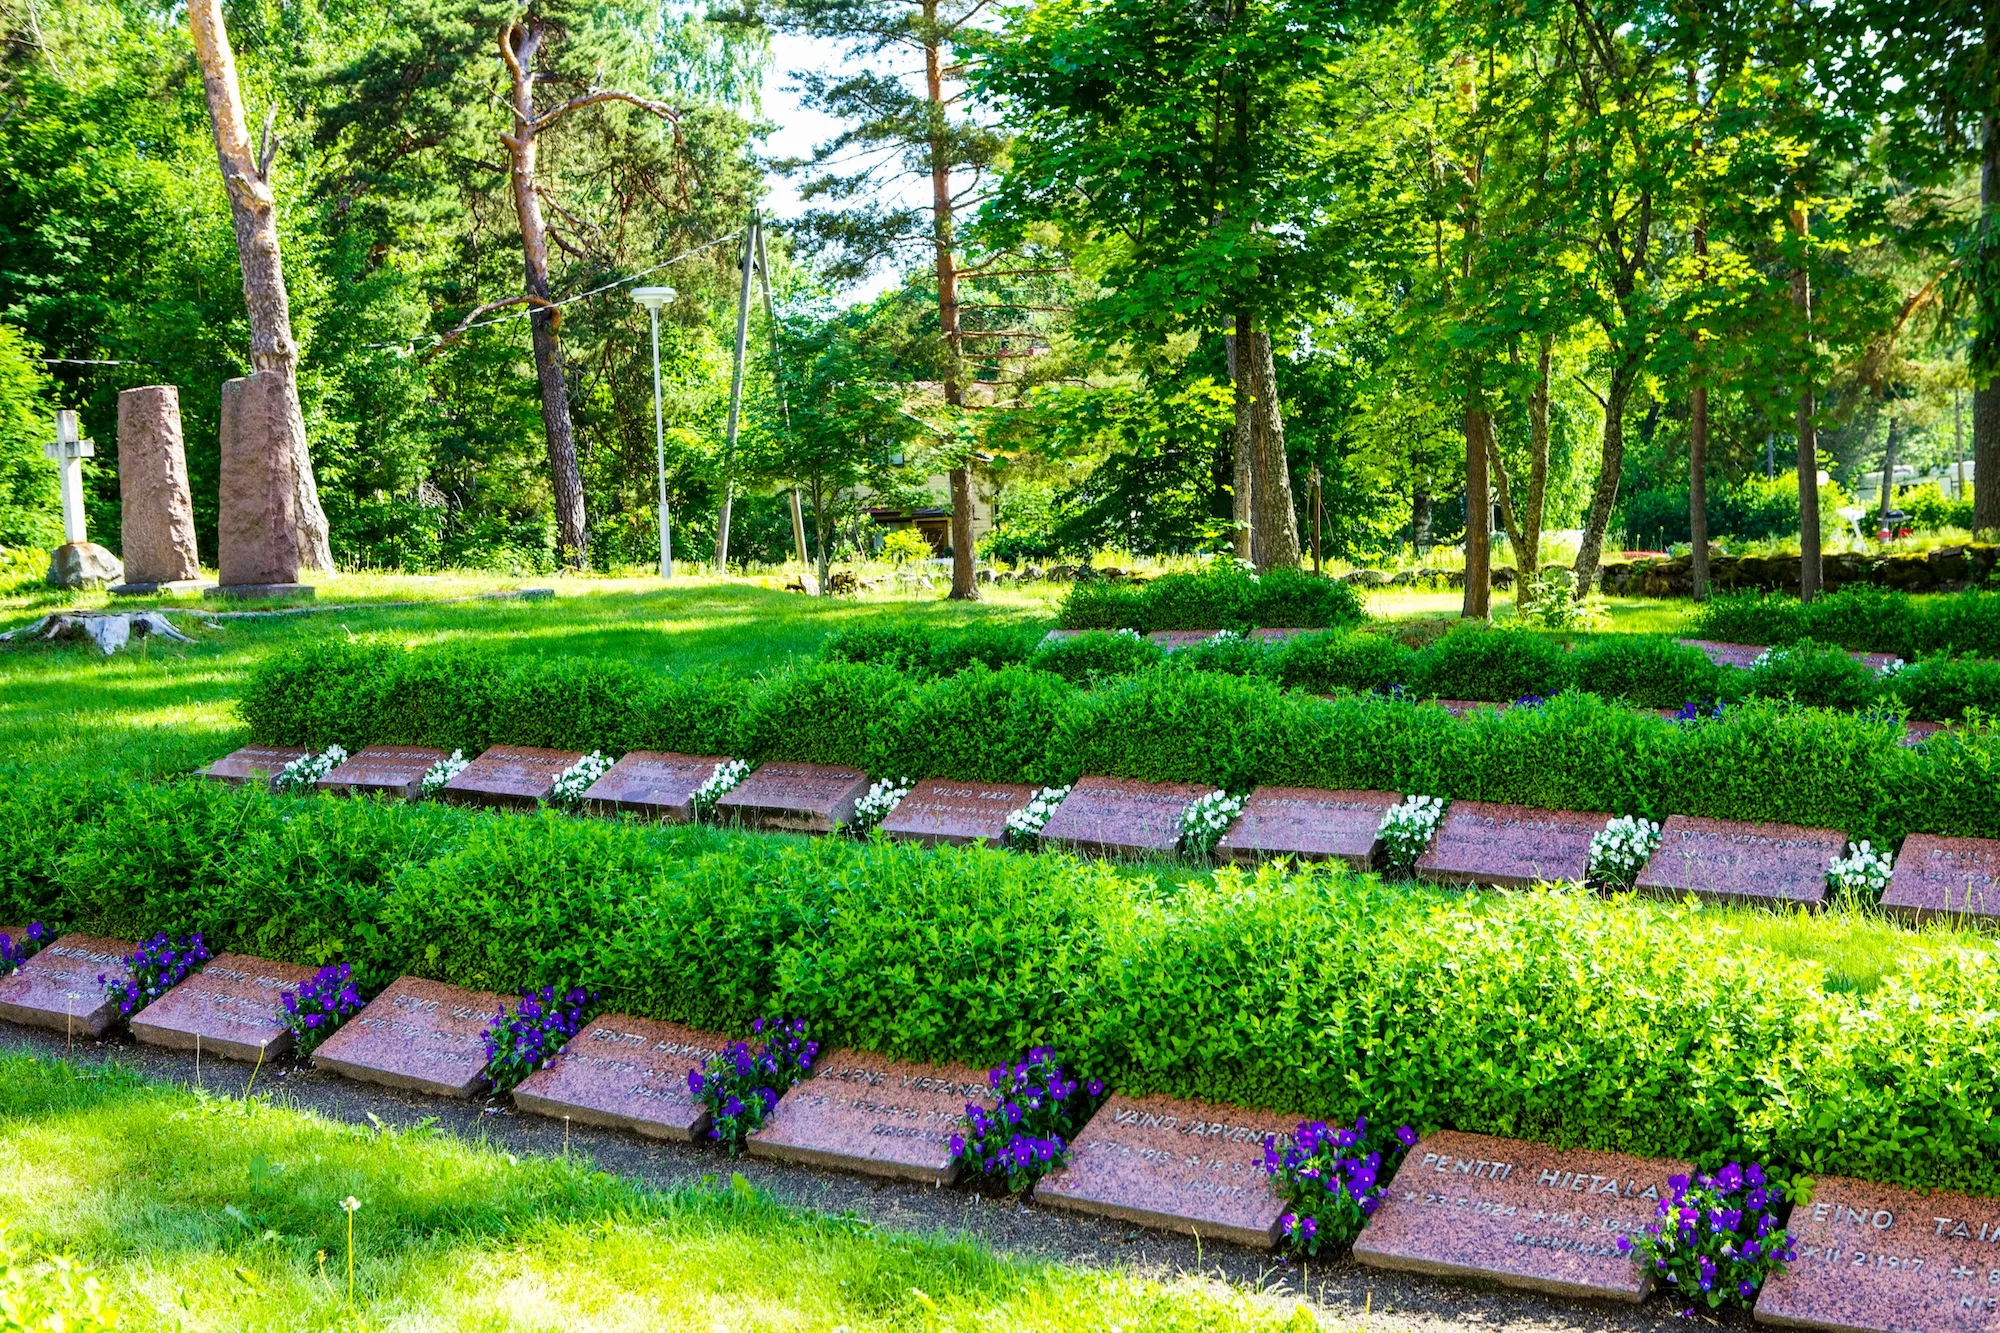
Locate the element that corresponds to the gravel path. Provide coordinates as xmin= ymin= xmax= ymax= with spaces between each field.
xmin=0 ymin=1022 xmax=1720 ymax=1332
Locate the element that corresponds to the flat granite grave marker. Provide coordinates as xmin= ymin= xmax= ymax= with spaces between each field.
xmin=0 ymin=933 xmax=133 ymax=1038
xmin=1214 ymin=787 xmax=1400 ymax=868
xmin=130 ymin=952 xmax=314 ymax=1061
xmin=439 ymin=745 xmax=583 ymax=809
xmin=713 ymin=761 xmax=871 ymax=834
xmin=1146 ymin=630 xmax=1214 ymax=651
xmin=513 ymin=1015 xmax=725 ymax=1140
xmin=1353 ymin=1129 xmax=1690 ymax=1301
xmin=312 ymin=975 xmax=506 ymax=1098
xmin=1881 ymin=834 xmax=2000 ymax=924
xmin=1416 ymin=802 xmax=1610 ymax=888
xmin=200 ymin=745 xmax=310 ymax=789
xmin=1034 ymin=1093 xmax=1295 ymax=1248
xmin=748 ymin=1048 xmax=988 ymax=1184
xmin=1754 ymin=1175 xmax=2000 ymax=1333
xmin=317 ymin=745 xmax=452 ymax=802
xmin=877 ymin=778 xmax=1038 ymax=847
xmin=1634 ymin=816 xmax=1839 ymax=907
xmin=581 ymin=751 xmax=730 ymax=822
xmin=1038 ymin=776 xmax=1212 ymax=860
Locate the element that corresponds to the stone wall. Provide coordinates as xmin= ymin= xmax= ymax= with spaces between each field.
xmin=1599 ymin=545 xmax=2000 ymax=597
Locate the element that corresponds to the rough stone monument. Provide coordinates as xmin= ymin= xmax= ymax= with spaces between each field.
xmin=41 ymin=410 xmax=124 ymax=590
xmin=110 ymin=386 xmax=202 ymax=594
xmin=207 ymin=370 xmax=312 ymax=600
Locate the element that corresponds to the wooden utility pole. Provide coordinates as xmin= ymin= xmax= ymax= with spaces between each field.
xmin=715 ymin=214 xmax=756 ymax=570
xmin=187 ymin=0 xmax=332 ymax=572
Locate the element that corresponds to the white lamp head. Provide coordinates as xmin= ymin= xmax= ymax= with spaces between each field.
xmin=631 ymin=285 xmax=675 ymax=311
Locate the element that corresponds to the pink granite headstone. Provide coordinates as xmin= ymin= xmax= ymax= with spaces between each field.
xmin=512 ymin=1015 xmax=726 ymax=1140
xmin=1214 ymin=787 xmax=1399 ymax=868
xmin=440 ymin=745 xmax=584 ymax=809
xmin=115 ymin=385 xmax=201 ymax=586
xmin=311 ymin=975 xmax=505 ymax=1098
xmin=1037 ymin=776 xmax=1211 ymax=860
xmin=129 ymin=952 xmax=314 ymax=1062
xmin=214 ymin=370 xmax=304 ymax=591
xmin=0 ymin=933 xmax=134 ymax=1038
xmin=747 ymin=1048 xmax=988 ymax=1184
xmin=713 ymin=761 xmax=872 ymax=834
xmin=200 ymin=745 xmax=310 ymax=790
xmin=1415 ymin=802 xmax=1610 ymax=888
xmin=876 ymin=778 xmax=1037 ymax=847
xmin=1881 ymin=834 xmax=2000 ymax=924
xmin=1633 ymin=815 xmax=1840 ymax=907
xmin=580 ymin=751 xmax=730 ymax=822
xmin=317 ymin=745 xmax=452 ymax=801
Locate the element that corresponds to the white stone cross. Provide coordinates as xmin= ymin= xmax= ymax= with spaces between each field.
xmin=44 ymin=410 xmax=93 ymax=545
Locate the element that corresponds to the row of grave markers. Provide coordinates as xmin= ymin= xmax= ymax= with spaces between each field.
xmin=204 ymin=741 xmax=2000 ymax=921
xmin=0 ymin=929 xmax=1976 ymax=1333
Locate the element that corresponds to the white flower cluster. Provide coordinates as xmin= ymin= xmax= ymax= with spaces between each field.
xmin=1115 ymin=627 xmax=1142 ymax=640
xmin=273 ymin=744 xmax=348 ymax=795
xmin=1378 ymin=795 xmax=1446 ymax=873
xmin=691 ymin=759 xmax=751 ymax=819
xmin=548 ymin=751 xmax=613 ymax=811
xmin=1005 ymin=786 xmax=1071 ymax=847
xmin=1827 ymin=839 xmax=1893 ymax=901
xmin=1877 ymin=657 xmax=1908 ymax=678
xmin=1750 ymin=647 xmax=1785 ymax=671
xmin=1206 ymin=629 xmax=1245 ymax=645
xmin=1588 ymin=815 xmax=1662 ymax=889
xmin=850 ymin=776 xmax=915 ymax=833
xmin=418 ymin=750 xmax=469 ymax=798
xmin=1179 ymin=789 xmax=1245 ymax=858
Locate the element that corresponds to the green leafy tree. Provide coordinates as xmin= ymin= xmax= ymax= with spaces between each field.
xmin=0 ymin=326 xmax=61 ymax=550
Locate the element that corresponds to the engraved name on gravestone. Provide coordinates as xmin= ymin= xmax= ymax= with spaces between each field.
xmin=1416 ymin=802 xmax=1610 ymax=888
xmin=200 ymin=745 xmax=310 ymax=789
xmin=130 ymin=952 xmax=314 ymax=1061
xmin=748 ymin=1049 xmax=988 ymax=1184
xmin=580 ymin=751 xmax=729 ymax=822
xmin=1634 ymin=816 xmax=1840 ymax=907
xmin=440 ymin=745 xmax=584 ymax=809
xmin=1146 ymin=630 xmax=1214 ymax=651
xmin=1754 ymin=1176 xmax=2000 ymax=1333
xmin=1353 ymin=1129 xmax=1691 ymax=1301
xmin=1214 ymin=787 xmax=1400 ymax=868
xmin=1037 ymin=776 xmax=1212 ymax=860
xmin=877 ymin=778 xmax=1038 ymax=847
xmin=1881 ymin=834 xmax=2000 ymax=925
xmin=317 ymin=745 xmax=452 ymax=801
xmin=513 ymin=1016 xmax=725 ymax=1140
xmin=713 ymin=761 xmax=871 ymax=834
xmin=1035 ymin=1093 xmax=1296 ymax=1248
xmin=312 ymin=975 xmax=506 ymax=1098
xmin=0 ymin=933 xmax=134 ymax=1038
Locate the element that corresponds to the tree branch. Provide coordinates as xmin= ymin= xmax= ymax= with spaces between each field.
xmin=422 ymin=294 xmax=561 ymax=357
xmin=532 ymin=89 xmax=681 ymax=134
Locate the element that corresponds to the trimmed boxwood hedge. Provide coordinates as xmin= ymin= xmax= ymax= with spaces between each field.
xmin=1693 ymin=585 xmax=2000 ymax=659
xmin=1056 ymin=564 xmax=1367 ymax=632
xmin=4 ymin=769 xmax=2000 ymax=1197
xmin=243 ymin=638 xmax=2000 ymax=845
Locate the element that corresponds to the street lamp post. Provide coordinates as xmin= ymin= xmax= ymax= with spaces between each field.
xmin=631 ymin=286 xmax=676 ymax=578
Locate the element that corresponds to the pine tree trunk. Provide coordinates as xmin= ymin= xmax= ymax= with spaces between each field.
xmin=1462 ymin=390 xmax=1492 ymax=620
xmin=1974 ymin=110 xmax=2000 ymax=534
xmin=188 ymin=0 xmax=333 ymax=572
xmin=923 ymin=13 xmax=977 ymax=601
xmin=1571 ymin=363 xmax=1636 ymax=598
xmin=1228 ymin=327 xmax=1254 ymax=561
xmin=1247 ymin=328 xmax=1300 ymax=570
xmin=1793 ymin=204 xmax=1822 ymax=600
xmin=501 ymin=23 xmax=589 ymax=569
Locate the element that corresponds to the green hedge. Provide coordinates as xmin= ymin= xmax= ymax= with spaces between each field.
xmin=243 ymin=639 xmax=2000 ymax=845
xmin=1694 ymin=586 xmax=2000 ymax=659
xmin=5 ymin=767 xmax=2000 ymax=1195
xmin=1056 ymin=565 xmax=1367 ymax=632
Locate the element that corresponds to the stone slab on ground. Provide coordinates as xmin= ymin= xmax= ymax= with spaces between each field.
xmin=513 ymin=1015 xmax=726 ymax=1140
xmin=440 ymin=745 xmax=583 ymax=809
xmin=317 ymin=745 xmax=452 ymax=801
xmin=1416 ymin=802 xmax=1610 ymax=888
xmin=1755 ymin=1174 xmax=2000 ymax=1333
xmin=1146 ymin=630 xmax=1214 ymax=651
xmin=1434 ymin=699 xmax=1506 ymax=717
xmin=203 ymin=583 xmax=314 ymax=601
xmin=1633 ymin=815 xmax=1840 ymax=908
xmin=312 ymin=975 xmax=505 ymax=1098
xmin=1682 ymin=639 xmax=1903 ymax=674
xmin=129 ymin=952 xmax=314 ymax=1062
xmin=1353 ymin=1129 xmax=1690 ymax=1302
xmin=581 ymin=751 xmax=730 ymax=822
xmin=1215 ymin=786 xmax=1399 ymax=868
xmin=0 ymin=933 xmax=133 ymax=1038
xmin=877 ymin=778 xmax=1038 ymax=847
xmin=748 ymin=1048 xmax=987 ymax=1184
xmin=200 ymin=745 xmax=309 ymax=789
xmin=1881 ymin=834 xmax=2000 ymax=924
xmin=1034 ymin=1092 xmax=1295 ymax=1248
xmin=713 ymin=761 xmax=872 ymax=834
xmin=1038 ymin=776 xmax=1211 ymax=860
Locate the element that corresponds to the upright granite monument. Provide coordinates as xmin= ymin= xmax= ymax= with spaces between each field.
xmin=110 ymin=385 xmax=202 ymax=594
xmin=208 ymin=370 xmax=313 ymax=600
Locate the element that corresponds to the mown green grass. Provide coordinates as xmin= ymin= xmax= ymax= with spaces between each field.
xmin=0 ymin=1054 xmax=1313 ymax=1332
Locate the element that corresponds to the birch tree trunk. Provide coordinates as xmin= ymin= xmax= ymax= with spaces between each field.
xmin=1228 ymin=328 xmax=1254 ymax=561
xmin=1571 ymin=361 xmax=1638 ymax=598
xmin=188 ymin=0 xmax=333 ymax=572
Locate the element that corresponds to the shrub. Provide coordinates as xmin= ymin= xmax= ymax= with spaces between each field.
xmin=818 ymin=623 xmax=933 ymax=673
xmin=1248 ymin=565 xmax=1368 ymax=630
xmin=1572 ymin=637 xmax=1725 ymax=709
xmin=1263 ymin=630 xmax=1415 ymax=695
xmin=1163 ymin=629 xmax=1270 ymax=677
xmin=1890 ymin=654 xmax=2000 ymax=722
xmin=1055 ymin=579 xmax=1150 ymax=631
xmin=1415 ymin=625 xmax=1573 ymax=701
xmin=1691 ymin=594 xmax=1812 ymax=649
xmin=1054 ymin=668 xmax=1285 ymax=791
xmin=868 ymin=665 xmax=1075 ymax=786
xmin=926 ymin=623 xmax=1046 ymax=675
xmin=1744 ymin=641 xmax=1884 ymax=712
xmin=1054 ymin=563 xmax=1364 ymax=632
xmin=1026 ymin=630 xmax=1162 ymax=683
xmin=1694 ymin=587 xmax=2000 ymax=660
xmin=727 ymin=662 xmax=910 ymax=766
